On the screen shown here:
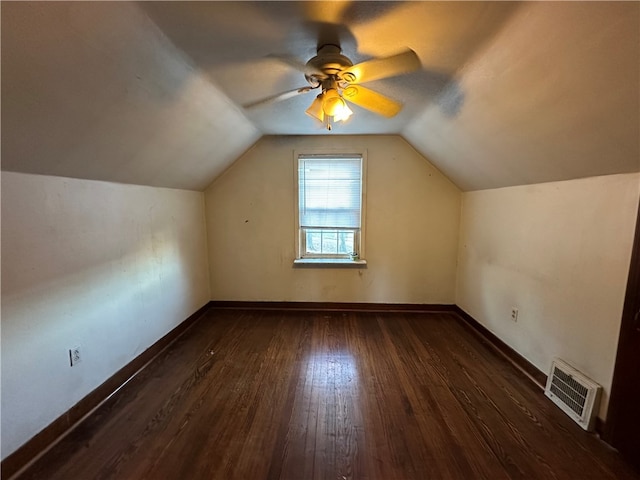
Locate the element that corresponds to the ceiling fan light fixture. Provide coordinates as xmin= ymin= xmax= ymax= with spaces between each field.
xmin=332 ymin=100 xmax=352 ymax=123
xmin=321 ymin=88 xmax=341 ymax=116
xmin=305 ymin=94 xmax=325 ymax=123
xmin=322 ymin=88 xmax=352 ymax=123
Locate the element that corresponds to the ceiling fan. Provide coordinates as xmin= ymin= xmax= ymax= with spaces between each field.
xmin=244 ymin=44 xmax=421 ymax=130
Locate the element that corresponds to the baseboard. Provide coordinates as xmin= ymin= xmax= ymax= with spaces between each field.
xmin=1 ymin=302 xmax=212 ymax=480
xmin=210 ymin=300 xmax=457 ymax=313
xmin=453 ymin=306 xmax=608 ymax=437
xmin=453 ymin=306 xmax=547 ymax=389
xmin=595 ymin=417 xmax=606 ymax=438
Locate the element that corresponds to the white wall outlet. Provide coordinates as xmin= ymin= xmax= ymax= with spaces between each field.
xmin=69 ymin=347 xmax=81 ymax=366
xmin=511 ymin=307 xmax=519 ymax=322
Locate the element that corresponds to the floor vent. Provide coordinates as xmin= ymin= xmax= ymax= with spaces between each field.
xmin=544 ymin=358 xmax=601 ymax=431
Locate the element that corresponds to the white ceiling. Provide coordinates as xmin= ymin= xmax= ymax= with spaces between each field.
xmin=1 ymin=1 xmax=638 ymax=191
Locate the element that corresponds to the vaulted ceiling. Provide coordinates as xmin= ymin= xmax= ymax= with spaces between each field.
xmin=2 ymin=1 xmax=638 ymax=191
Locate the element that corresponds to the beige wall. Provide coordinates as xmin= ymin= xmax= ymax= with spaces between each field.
xmin=1 ymin=172 xmax=210 ymax=459
xmin=5 ymin=139 xmax=636 ymax=459
xmin=205 ymin=135 xmax=461 ymax=304
xmin=456 ymin=173 xmax=640 ymax=419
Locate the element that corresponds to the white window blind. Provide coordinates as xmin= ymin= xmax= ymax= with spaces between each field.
xmin=298 ymin=156 xmax=362 ymax=229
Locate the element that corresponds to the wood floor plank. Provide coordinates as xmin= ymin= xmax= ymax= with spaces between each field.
xmin=441 ymin=314 xmax=639 ymax=479
xmin=415 ymin=316 xmax=562 ymax=479
xmin=381 ymin=314 xmax=510 ymax=479
xmin=14 ymin=309 xmax=639 ymax=480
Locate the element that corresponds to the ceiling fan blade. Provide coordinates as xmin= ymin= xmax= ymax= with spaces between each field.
xmin=267 ymin=54 xmax=326 ymax=78
xmin=341 ymin=49 xmax=421 ymax=84
xmin=243 ymin=86 xmax=314 ymax=109
xmin=342 ymin=85 xmax=403 ymax=117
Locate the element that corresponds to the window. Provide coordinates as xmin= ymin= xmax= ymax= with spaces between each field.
xmin=295 ymin=153 xmax=365 ymax=263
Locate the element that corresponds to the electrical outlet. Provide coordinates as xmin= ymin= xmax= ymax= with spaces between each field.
xmin=69 ymin=347 xmax=81 ymax=366
xmin=511 ymin=307 xmax=519 ymax=322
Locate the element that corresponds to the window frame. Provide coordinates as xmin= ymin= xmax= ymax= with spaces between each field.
xmin=294 ymin=149 xmax=367 ymax=265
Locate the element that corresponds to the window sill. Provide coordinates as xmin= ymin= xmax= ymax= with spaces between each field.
xmin=293 ymin=258 xmax=367 ymax=268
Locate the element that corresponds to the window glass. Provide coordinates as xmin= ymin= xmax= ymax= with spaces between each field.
xmin=297 ymin=155 xmax=364 ymax=259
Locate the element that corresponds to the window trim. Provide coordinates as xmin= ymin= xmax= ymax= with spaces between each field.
xmin=294 ymin=149 xmax=367 ymax=265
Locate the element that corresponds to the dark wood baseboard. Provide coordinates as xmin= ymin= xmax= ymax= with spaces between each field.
xmin=210 ymin=300 xmax=457 ymax=313
xmin=454 ymin=306 xmax=548 ymax=389
xmin=453 ymin=306 xmax=608 ymax=437
xmin=596 ymin=417 xmax=606 ymax=438
xmin=1 ymin=302 xmax=211 ymax=480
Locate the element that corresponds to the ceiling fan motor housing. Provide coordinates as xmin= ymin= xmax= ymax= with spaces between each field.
xmin=305 ymin=44 xmax=354 ymax=86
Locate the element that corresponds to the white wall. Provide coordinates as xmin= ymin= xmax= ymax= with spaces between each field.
xmin=205 ymin=135 xmax=461 ymax=304
xmin=456 ymin=173 xmax=640 ymax=419
xmin=1 ymin=172 xmax=210 ymax=459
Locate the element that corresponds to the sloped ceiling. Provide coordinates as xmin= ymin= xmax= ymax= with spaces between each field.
xmin=404 ymin=1 xmax=640 ymax=190
xmin=1 ymin=2 xmax=261 ymax=191
xmin=1 ymin=1 xmax=638 ymax=191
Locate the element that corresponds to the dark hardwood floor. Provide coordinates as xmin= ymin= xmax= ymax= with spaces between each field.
xmin=14 ymin=309 xmax=638 ymax=479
